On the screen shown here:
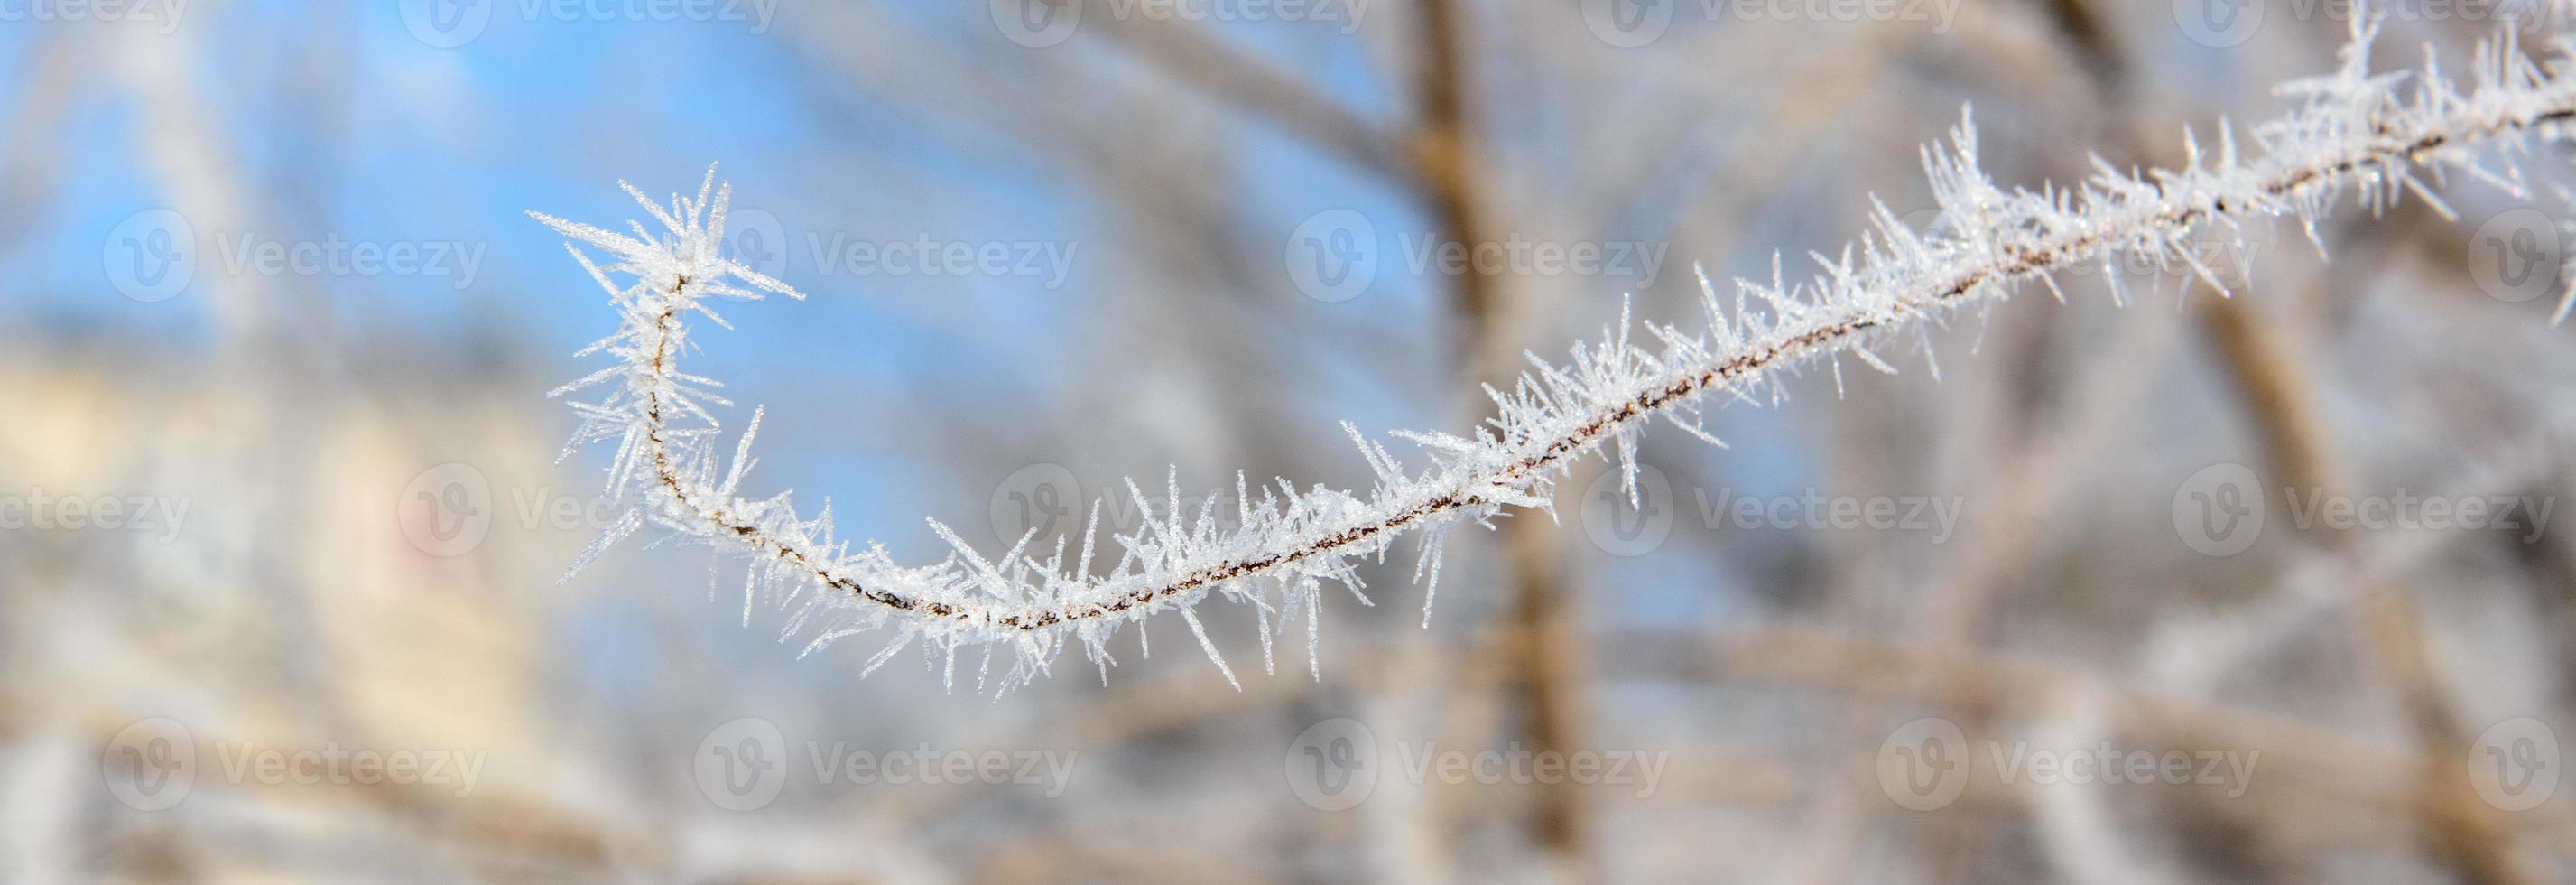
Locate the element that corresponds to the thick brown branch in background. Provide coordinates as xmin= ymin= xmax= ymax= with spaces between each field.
xmin=1085 ymin=6 xmax=1408 ymax=182
xmin=1090 ymin=4 xmax=1598 ymax=866
xmin=1414 ymin=0 xmax=1597 ymax=871
xmin=2041 ymin=0 xmax=2542 ymax=876
xmin=2202 ymin=294 xmax=2544 ymax=885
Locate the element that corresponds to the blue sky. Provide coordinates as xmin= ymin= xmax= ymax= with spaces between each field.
xmin=9 ymin=1 xmax=1823 ymax=593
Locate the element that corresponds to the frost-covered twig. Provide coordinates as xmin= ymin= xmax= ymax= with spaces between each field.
xmin=536 ymin=23 xmax=2576 ymax=692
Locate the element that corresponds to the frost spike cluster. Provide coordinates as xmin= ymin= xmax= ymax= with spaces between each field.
xmin=537 ymin=22 xmax=2576 ymax=693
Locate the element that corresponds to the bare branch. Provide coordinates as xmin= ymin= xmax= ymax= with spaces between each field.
xmin=537 ymin=23 xmax=2576 ymax=692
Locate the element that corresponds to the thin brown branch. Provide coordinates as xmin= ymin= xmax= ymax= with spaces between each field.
xmin=619 ymin=98 xmax=2576 ymax=641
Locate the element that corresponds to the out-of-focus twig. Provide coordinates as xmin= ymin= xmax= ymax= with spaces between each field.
xmin=2032 ymin=0 xmax=2544 ymax=878
xmin=2204 ymin=293 xmax=2544 ymax=885
xmin=1410 ymin=0 xmax=1597 ymax=873
xmin=1082 ymin=4 xmax=1410 ymax=183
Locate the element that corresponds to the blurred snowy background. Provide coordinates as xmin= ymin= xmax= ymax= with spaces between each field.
xmin=5 ymin=0 xmax=2576 ymax=881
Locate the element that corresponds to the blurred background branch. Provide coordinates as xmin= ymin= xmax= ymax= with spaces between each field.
xmin=3 ymin=1 xmax=2572 ymax=882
